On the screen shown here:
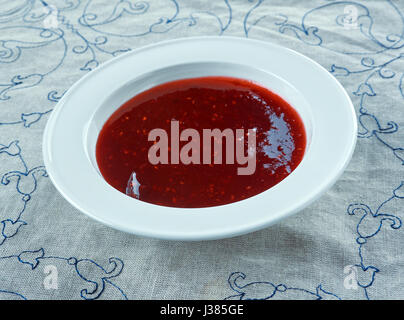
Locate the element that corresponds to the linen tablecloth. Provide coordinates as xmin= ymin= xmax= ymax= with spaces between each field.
xmin=1 ymin=0 xmax=403 ymax=300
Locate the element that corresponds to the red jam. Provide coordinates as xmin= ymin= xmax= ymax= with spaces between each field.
xmin=96 ymin=77 xmax=306 ymax=208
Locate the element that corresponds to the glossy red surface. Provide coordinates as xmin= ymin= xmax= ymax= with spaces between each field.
xmin=96 ymin=76 xmax=306 ymax=208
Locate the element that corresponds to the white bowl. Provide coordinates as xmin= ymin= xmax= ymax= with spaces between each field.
xmin=43 ymin=36 xmax=357 ymax=241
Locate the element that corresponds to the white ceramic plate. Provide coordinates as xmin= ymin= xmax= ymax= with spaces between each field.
xmin=43 ymin=36 xmax=357 ymax=240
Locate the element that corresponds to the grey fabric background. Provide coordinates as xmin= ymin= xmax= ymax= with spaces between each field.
xmin=0 ymin=0 xmax=403 ymax=300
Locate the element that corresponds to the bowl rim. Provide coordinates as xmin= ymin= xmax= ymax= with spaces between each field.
xmin=43 ymin=36 xmax=357 ymax=240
